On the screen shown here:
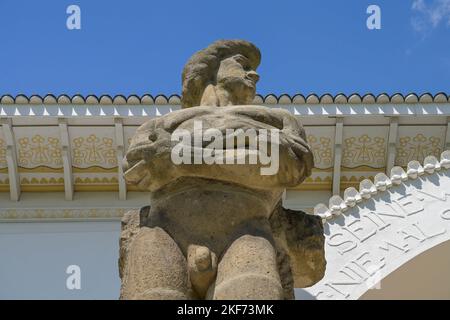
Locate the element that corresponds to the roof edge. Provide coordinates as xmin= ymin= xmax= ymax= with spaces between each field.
xmin=1 ymin=93 xmax=448 ymax=105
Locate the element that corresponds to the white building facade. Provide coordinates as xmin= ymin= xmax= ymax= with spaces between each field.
xmin=1 ymin=92 xmax=449 ymax=299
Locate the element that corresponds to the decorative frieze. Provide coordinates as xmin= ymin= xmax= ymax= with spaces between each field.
xmin=0 ymin=207 xmax=130 ymax=220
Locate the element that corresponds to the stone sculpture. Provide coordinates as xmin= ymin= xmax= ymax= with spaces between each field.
xmin=119 ymin=40 xmax=326 ymax=300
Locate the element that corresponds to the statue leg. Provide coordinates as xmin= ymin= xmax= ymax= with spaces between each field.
xmin=209 ymin=234 xmax=284 ymax=300
xmin=120 ymin=226 xmax=190 ymax=299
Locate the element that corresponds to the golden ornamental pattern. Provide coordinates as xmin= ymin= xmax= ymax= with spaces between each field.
xmin=307 ymin=135 xmax=332 ymax=168
xmin=396 ymin=134 xmax=441 ymax=166
xmin=72 ymin=134 xmax=117 ymax=166
xmin=342 ymin=134 xmax=385 ymax=168
xmin=20 ymin=177 xmax=64 ymax=185
xmin=0 ymin=139 xmax=6 ymax=167
xmin=18 ymin=135 xmax=62 ymax=167
xmin=0 ymin=208 xmax=128 ymax=220
xmin=74 ymin=176 xmax=118 ymax=184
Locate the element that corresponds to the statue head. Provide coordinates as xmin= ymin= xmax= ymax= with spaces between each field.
xmin=181 ymin=40 xmax=261 ymax=108
xmin=124 ymin=39 xmax=313 ymax=192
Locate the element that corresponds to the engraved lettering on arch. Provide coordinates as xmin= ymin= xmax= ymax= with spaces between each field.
xmin=352 ymin=251 xmax=386 ymax=277
xmin=314 ymin=285 xmax=350 ymax=300
xmin=324 ymin=282 xmax=351 ymax=299
xmin=397 ymin=221 xmax=446 ymax=249
xmin=414 ymin=189 xmax=450 ymax=202
xmin=314 ymin=282 xmax=352 ymax=300
xmin=381 ymin=193 xmax=424 ymax=218
xmin=398 ymin=226 xmax=425 ymax=243
xmin=441 ymin=209 xmax=450 ymax=220
xmin=327 ymin=216 xmax=381 ymax=255
xmin=316 ymin=251 xmax=386 ymax=299
xmin=327 ymin=232 xmax=357 ymax=255
xmin=411 ymin=221 xmax=446 ymax=240
xmin=342 ymin=219 xmax=377 ymax=243
xmin=392 ymin=193 xmax=424 ymax=216
xmin=363 ymin=211 xmax=391 ymax=230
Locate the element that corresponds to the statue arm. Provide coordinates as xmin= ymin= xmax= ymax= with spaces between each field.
xmin=271 ymin=108 xmax=314 ymax=180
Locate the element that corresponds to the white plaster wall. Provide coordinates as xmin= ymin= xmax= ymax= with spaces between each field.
xmin=0 ymin=221 xmax=121 ymax=299
xmin=283 ymin=190 xmax=331 ymax=213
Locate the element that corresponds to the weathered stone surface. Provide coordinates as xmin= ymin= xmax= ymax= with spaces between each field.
xmin=119 ymin=224 xmax=191 ymax=299
xmin=269 ymin=203 xmax=326 ymax=289
xmin=119 ymin=39 xmax=326 ymax=300
xmin=209 ymin=235 xmax=284 ymax=300
xmin=187 ymin=244 xmax=217 ymax=299
xmin=122 ymin=105 xmax=313 ymax=192
xmin=181 ymin=40 xmax=261 ymax=108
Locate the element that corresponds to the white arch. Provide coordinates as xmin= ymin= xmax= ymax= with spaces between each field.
xmin=360 ymin=239 xmax=450 ymax=299
xmin=302 ymin=151 xmax=450 ymax=300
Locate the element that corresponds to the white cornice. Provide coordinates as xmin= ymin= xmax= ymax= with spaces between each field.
xmin=1 ymin=103 xmax=450 ymax=118
xmin=0 ymin=192 xmax=147 ymax=222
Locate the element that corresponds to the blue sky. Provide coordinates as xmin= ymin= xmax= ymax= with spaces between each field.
xmin=0 ymin=0 xmax=449 ymax=97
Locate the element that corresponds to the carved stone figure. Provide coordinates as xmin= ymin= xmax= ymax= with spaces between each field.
xmin=119 ymin=40 xmax=326 ymax=300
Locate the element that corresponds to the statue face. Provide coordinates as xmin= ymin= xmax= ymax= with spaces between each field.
xmin=216 ymin=54 xmax=260 ymax=103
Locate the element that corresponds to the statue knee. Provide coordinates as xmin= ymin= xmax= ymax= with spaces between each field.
xmin=210 ymin=234 xmax=283 ymax=300
xmin=134 ymin=288 xmax=190 ymax=300
xmin=120 ymin=227 xmax=190 ymax=299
